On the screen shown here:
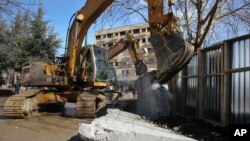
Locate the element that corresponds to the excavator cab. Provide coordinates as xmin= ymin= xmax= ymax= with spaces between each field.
xmin=81 ymin=45 xmax=116 ymax=87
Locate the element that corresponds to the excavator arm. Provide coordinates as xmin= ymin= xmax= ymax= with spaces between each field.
xmin=66 ymin=0 xmax=114 ymax=81
xmin=107 ymin=33 xmax=148 ymax=76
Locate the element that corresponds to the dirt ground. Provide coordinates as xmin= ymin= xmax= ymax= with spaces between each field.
xmin=154 ymin=115 xmax=229 ymax=141
xmin=0 ymin=92 xmax=229 ymax=141
xmin=0 ymin=95 xmax=87 ymax=141
xmin=0 ymin=92 xmax=135 ymax=141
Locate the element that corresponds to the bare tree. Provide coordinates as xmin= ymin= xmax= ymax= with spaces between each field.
xmin=97 ymin=0 xmax=250 ymax=49
xmin=95 ymin=0 xmax=148 ymax=30
xmin=176 ymin=0 xmax=250 ymax=49
xmin=0 ymin=0 xmax=38 ymax=18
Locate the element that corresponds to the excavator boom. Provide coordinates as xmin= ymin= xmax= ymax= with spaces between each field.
xmin=66 ymin=0 xmax=114 ymax=81
xmin=107 ymin=33 xmax=148 ymax=76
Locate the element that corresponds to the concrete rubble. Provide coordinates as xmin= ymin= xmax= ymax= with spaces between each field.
xmin=137 ymin=71 xmax=173 ymax=119
xmin=78 ymin=109 xmax=196 ymax=141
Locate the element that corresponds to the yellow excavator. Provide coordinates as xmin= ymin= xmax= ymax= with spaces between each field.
xmin=3 ymin=0 xmax=194 ymax=118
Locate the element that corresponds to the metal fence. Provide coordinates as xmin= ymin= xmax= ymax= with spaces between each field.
xmin=172 ymin=34 xmax=250 ymax=126
xmin=203 ymin=47 xmax=222 ymax=122
xmin=185 ymin=55 xmax=198 ymax=115
xmin=230 ymin=36 xmax=250 ymax=124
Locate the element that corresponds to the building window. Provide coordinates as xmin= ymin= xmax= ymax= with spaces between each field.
xmin=114 ymin=62 xmax=118 ymax=66
xmin=107 ymin=33 xmax=113 ymax=38
xmin=120 ymin=31 xmax=126 ymax=36
xmin=133 ymin=29 xmax=140 ymax=34
xmin=126 ymin=61 xmax=131 ymax=66
xmin=96 ymin=35 xmax=101 ymax=40
xmin=102 ymin=44 xmax=106 ymax=47
xmin=119 ymin=61 xmax=125 ymax=67
xmin=147 ymin=27 xmax=150 ymax=32
xmin=142 ymin=38 xmax=146 ymax=43
xmin=108 ymin=43 xmax=113 ymax=47
xmin=115 ymin=33 xmax=119 ymax=36
xmin=103 ymin=35 xmax=106 ymax=38
xmin=122 ymin=70 xmax=129 ymax=77
xmin=142 ymin=28 xmax=146 ymax=32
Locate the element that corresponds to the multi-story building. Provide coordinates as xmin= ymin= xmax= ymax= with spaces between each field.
xmin=94 ymin=23 xmax=157 ymax=91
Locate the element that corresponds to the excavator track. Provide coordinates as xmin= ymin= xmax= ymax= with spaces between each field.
xmin=3 ymin=90 xmax=41 ymax=118
xmin=4 ymin=90 xmax=107 ymax=118
xmin=76 ymin=92 xmax=97 ymax=118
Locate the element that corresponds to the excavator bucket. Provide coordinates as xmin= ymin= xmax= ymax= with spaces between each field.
xmin=147 ymin=0 xmax=195 ymax=84
xmin=149 ymin=32 xmax=194 ymax=83
xmin=135 ymin=60 xmax=148 ymax=76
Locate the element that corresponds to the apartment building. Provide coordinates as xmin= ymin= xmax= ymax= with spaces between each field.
xmin=94 ymin=23 xmax=157 ymax=91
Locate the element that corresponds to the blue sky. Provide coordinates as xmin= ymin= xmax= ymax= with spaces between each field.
xmin=10 ymin=0 xmax=248 ymax=55
xmin=40 ymin=0 xmax=148 ymax=55
xmin=42 ymin=0 xmax=88 ymax=55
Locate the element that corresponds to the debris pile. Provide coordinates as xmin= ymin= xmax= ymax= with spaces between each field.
xmin=78 ymin=109 xmax=196 ymax=141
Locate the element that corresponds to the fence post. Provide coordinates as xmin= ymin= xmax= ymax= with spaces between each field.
xmin=221 ymin=42 xmax=230 ymax=126
xmin=198 ymin=49 xmax=204 ymax=119
xmin=181 ymin=67 xmax=187 ymax=115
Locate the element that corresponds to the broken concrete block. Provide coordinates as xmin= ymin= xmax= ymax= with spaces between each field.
xmin=79 ymin=109 xmax=196 ymax=141
xmin=137 ymin=71 xmax=173 ymax=119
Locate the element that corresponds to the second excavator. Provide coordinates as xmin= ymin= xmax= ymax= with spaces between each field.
xmin=107 ymin=32 xmax=148 ymax=76
xmin=3 ymin=0 xmax=194 ymax=118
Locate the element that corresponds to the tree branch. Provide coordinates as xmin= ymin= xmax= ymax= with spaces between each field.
xmin=194 ymin=0 xmax=204 ymax=46
xmin=115 ymin=1 xmax=148 ymax=22
xmin=216 ymin=2 xmax=250 ymax=20
xmin=198 ymin=0 xmax=219 ymax=47
xmin=184 ymin=0 xmax=193 ymax=42
xmin=202 ymin=0 xmax=221 ymax=25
